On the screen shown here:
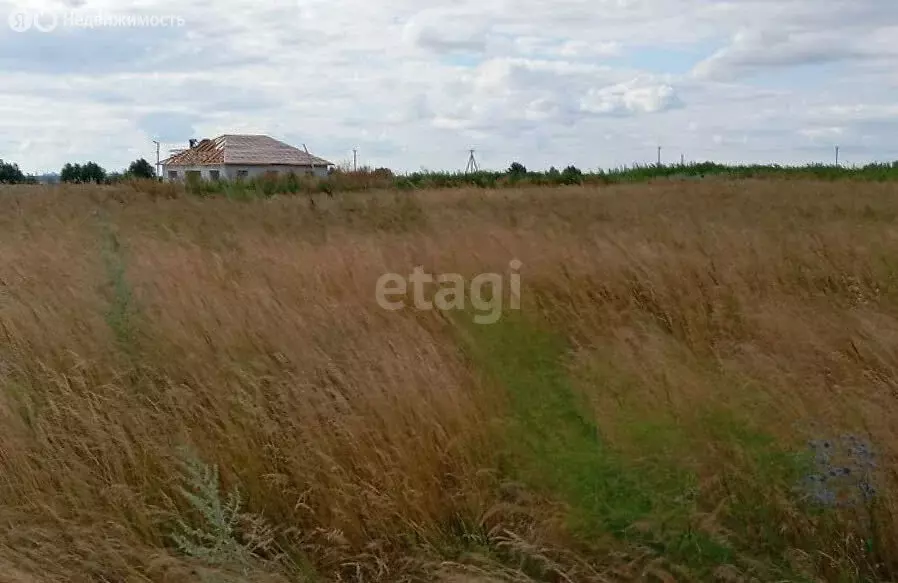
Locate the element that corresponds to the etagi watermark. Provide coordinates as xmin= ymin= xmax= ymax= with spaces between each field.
xmin=8 ymin=9 xmax=186 ymax=33
xmin=376 ymin=260 xmax=522 ymax=325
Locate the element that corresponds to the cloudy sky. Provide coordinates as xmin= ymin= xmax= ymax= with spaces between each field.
xmin=1 ymin=0 xmax=897 ymax=174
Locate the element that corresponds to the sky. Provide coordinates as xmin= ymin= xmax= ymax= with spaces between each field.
xmin=1 ymin=0 xmax=897 ymax=174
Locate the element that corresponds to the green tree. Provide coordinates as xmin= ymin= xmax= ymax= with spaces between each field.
xmin=0 ymin=159 xmax=27 ymax=183
xmin=126 ymin=158 xmax=156 ymax=179
xmin=60 ymin=161 xmax=107 ymax=183
xmin=508 ymin=162 xmax=528 ymax=177
xmin=81 ymin=161 xmax=107 ymax=183
xmin=60 ymin=163 xmax=81 ymax=183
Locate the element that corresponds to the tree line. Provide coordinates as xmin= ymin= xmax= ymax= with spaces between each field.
xmin=0 ymin=159 xmax=37 ymax=184
xmin=4 ymin=155 xmax=898 ymax=189
xmin=61 ymin=158 xmax=156 ymax=183
xmin=0 ymin=158 xmax=156 ymax=184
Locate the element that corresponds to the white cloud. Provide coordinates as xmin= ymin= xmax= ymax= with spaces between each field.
xmin=402 ymin=7 xmax=493 ymax=53
xmin=806 ymin=104 xmax=898 ymax=122
xmin=557 ymin=40 xmax=622 ymax=58
xmin=692 ymin=28 xmax=865 ymax=81
xmin=799 ymin=127 xmax=845 ymax=140
xmin=581 ymin=78 xmax=680 ymax=115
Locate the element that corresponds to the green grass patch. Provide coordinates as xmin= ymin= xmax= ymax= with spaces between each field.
xmin=453 ymin=314 xmax=727 ymax=564
xmin=99 ymin=218 xmax=140 ymax=353
xmin=452 ymin=313 xmax=853 ymax=578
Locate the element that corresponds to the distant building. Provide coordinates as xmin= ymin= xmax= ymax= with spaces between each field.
xmin=160 ymin=134 xmax=333 ymax=182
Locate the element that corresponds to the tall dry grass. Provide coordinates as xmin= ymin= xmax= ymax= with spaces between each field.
xmin=0 ymin=180 xmax=897 ymax=581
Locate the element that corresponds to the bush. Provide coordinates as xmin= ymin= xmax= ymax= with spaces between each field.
xmin=124 ymin=178 xmax=182 ymax=199
xmin=136 ymin=161 xmax=898 ymax=200
xmin=561 ymin=165 xmax=583 ymax=185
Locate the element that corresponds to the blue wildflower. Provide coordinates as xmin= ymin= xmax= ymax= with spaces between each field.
xmin=799 ymin=433 xmax=877 ymax=509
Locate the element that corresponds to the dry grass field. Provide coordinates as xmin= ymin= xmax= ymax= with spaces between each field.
xmin=1 ymin=180 xmax=897 ymax=582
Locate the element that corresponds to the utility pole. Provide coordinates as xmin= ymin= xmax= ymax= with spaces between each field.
xmin=352 ymin=148 xmax=358 ymax=172
xmin=152 ymin=140 xmax=161 ymax=178
xmin=835 ymin=145 xmax=840 ymax=167
xmin=465 ymin=149 xmax=479 ymax=174
xmin=680 ymin=153 xmax=685 ymax=167
xmin=657 ymin=146 xmax=662 ymax=167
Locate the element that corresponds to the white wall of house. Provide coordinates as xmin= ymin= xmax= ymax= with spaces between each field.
xmin=222 ymin=164 xmax=330 ymax=180
xmin=162 ymin=164 xmax=224 ymax=182
xmin=162 ymin=164 xmax=329 ymax=182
